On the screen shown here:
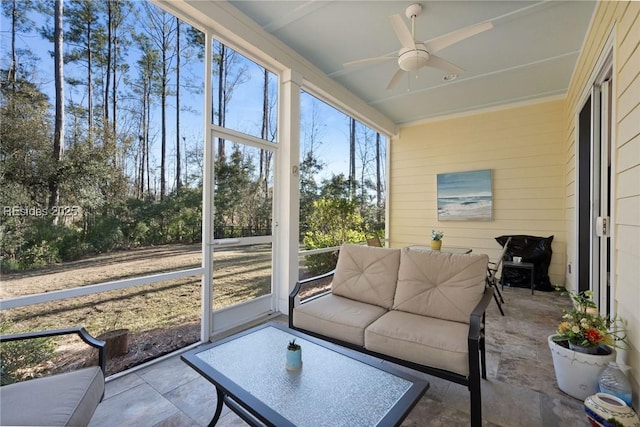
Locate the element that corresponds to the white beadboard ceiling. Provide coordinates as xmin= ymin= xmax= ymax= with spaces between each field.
xmin=227 ymin=1 xmax=596 ymax=125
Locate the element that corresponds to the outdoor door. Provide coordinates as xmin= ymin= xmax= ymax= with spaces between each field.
xmin=577 ymin=62 xmax=612 ymax=315
xmin=209 ymin=131 xmax=276 ymax=334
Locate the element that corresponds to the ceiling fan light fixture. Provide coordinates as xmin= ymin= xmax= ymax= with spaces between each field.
xmin=344 ymin=4 xmax=492 ymax=91
xmin=398 ymin=44 xmax=429 ymax=71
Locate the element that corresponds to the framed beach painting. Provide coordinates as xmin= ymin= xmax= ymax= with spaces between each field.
xmin=437 ymin=169 xmax=493 ymax=221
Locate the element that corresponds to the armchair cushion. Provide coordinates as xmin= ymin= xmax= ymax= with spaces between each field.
xmin=331 ymin=243 xmax=401 ymax=309
xmin=0 ymin=366 xmax=104 ymax=426
xmin=393 ymin=249 xmax=488 ymax=323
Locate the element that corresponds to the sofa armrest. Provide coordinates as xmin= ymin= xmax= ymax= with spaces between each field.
xmin=288 ymin=269 xmax=335 ymax=327
xmin=468 ymin=287 xmax=493 ymax=344
xmin=0 ymin=327 xmax=106 ymax=374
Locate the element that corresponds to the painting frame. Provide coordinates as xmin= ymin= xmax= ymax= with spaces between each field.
xmin=437 ymin=169 xmax=493 ymax=221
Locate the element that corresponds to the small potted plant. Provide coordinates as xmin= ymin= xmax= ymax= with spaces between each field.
xmin=430 ymin=230 xmax=444 ymax=251
xmin=286 ymin=339 xmax=302 ymax=371
xmin=552 ymin=290 xmax=626 ymax=354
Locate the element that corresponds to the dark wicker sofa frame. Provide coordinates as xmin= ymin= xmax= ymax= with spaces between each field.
xmin=289 ymin=270 xmax=493 ymax=427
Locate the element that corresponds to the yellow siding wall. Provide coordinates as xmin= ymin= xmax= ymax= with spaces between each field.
xmin=565 ymin=1 xmax=640 ymax=405
xmin=390 ymin=0 xmax=640 ymax=404
xmin=390 ymin=99 xmax=567 ymax=286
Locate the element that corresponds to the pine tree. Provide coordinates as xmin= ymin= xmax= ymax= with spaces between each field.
xmin=349 ymin=117 xmax=356 ymax=200
xmin=141 ymin=2 xmax=177 ymax=200
xmin=1 ymin=0 xmax=35 ymax=89
xmin=65 ymin=0 xmax=106 ymax=147
xmin=175 ymin=17 xmax=182 ymax=189
xmin=50 ymin=0 xmax=64 ymax=219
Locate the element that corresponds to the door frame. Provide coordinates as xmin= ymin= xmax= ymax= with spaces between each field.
xmin=201 ymin=30 xmax=284 ymax=339
xmin=206 ymin=128 xmax=279 ymax=336
xmin=574 ymin=29 xmax=616 ymax=316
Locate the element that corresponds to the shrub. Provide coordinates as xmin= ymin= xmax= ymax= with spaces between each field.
xmin=303 ymin=198 xmax=365 ymax=275
xmin=86 ymin=216 xmax=124 ymax=252
xmin=18 ymin=240 xmax=59 ymax=268
xmin=0 ymin=323 xmax=56 ymax=385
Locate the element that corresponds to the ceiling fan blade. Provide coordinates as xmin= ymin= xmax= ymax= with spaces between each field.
xmin=386 ymin=68 xmax=406 ymax=90
xmin=344 ymin=56 xmax=396 ymax=67
xmin=425 ymin=55 xmax=464 ymax=74
xmin=390 ymin=14 xmax=416 ymax=50
xmin=423 ymin=22 xmax=493 ymax=54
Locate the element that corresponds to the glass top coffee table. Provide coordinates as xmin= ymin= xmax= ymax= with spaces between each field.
xmin=181 ymin=322 xmax=429 ymax=427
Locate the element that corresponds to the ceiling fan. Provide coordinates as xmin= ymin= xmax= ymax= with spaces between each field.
xmin=344 ymin=3 xmax=493 ymax=90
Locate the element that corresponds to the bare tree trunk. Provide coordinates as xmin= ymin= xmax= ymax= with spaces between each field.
xmin=50 ymin=0 xmax=64 ymax=221
xmin=175 ymin=17 xmax=182 ymax=189
xmin=260 ymin=69 xmax=268 ymax=192
xmin=160 ymin=40 xmax=167 ymax=200
xmin=182 ymin=136 xmax=187 ymax=186
xmin=349 ymin=118 xmax=356 ymax=199
xmin=112 ymin=3 xmax=118 ymax=139
xmin=138 ymin=136 xmax=144 ymax=198
xmin=217 ymin=44 xmax=226 ymax=161
xmin=145 ymin=83 xmax=151 ymax=196
xmin=139 ymin=77 xmax=147 ymax=198
xmin=112 ymin=33 xmax=117 ymax=137
xmin=87 ymin=18 xmax=93 ymax=146
xmin=376 ymin=132 xmax=382 ymax=223
xmin=105 ymin=0 xmax=112 ymax=125
xmin=9 ymin=0 xmax=17 ymax=88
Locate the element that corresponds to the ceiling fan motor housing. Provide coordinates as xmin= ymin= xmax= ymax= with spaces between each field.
xmin=405 ymin=3 xmax=423 ymax=19
xmin=398 ymin=44 xmax=429 ymax=71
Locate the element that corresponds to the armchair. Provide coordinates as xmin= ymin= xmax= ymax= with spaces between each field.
xmin=0 ymin=327 xmax=106 ymax=426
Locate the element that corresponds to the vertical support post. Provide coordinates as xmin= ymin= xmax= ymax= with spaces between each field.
xmin=200 ymin=31 xmax=213 ymax=341
xmin=274 ymin=69 xmax=302 ymax=314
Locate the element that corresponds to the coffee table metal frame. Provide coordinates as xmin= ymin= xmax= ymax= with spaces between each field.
xmin=181 ymin=322 xmax=429 ymax=427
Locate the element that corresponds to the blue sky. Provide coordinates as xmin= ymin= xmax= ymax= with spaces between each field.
xmin=0 ymin=1 xmax=382 ymax=188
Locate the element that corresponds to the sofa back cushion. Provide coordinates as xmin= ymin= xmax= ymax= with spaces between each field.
xmin=331 ymin=243 xmax=401 ymax=309
xmin=393 ymin=248 xmax=488 ymax=323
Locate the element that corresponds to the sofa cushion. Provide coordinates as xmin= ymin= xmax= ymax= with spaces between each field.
xmin=393 ymin=249 xmax=488 ymax=324
xmin=293 ymin=293 xmax=388 ymax=346
xmin=365 ymin=310 xmax=471 ymax=376
xmin=0 ymin=366 xmax=104 ymax=426
xmin=331 ymin=243 xmax=401 ymax=309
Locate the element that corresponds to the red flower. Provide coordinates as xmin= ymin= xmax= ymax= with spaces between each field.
xmin=585 ymin=328 xmax=602 ymax=344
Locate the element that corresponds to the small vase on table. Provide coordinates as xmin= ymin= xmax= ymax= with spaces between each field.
xmin=286 ymin=339 xmax=302 ymax=371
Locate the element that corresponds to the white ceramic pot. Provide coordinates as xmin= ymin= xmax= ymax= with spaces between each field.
xmin=548 ymin=335 xmax=616 ymax=400
xmin=584 ymin=393 xmax=640 ymax=427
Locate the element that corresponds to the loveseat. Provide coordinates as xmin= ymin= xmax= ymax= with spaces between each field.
xmin=289 ymin=243 xmax=492 ymax=426
xmin=0 ymin=327 xmax=106 ymax=426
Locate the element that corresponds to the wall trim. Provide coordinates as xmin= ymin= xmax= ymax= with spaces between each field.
xmin=399 ymin=93 xmax=566 ymax=128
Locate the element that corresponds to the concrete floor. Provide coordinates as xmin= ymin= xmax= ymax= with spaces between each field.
xmin=88 ymin=287 xmax=590 ymax=426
